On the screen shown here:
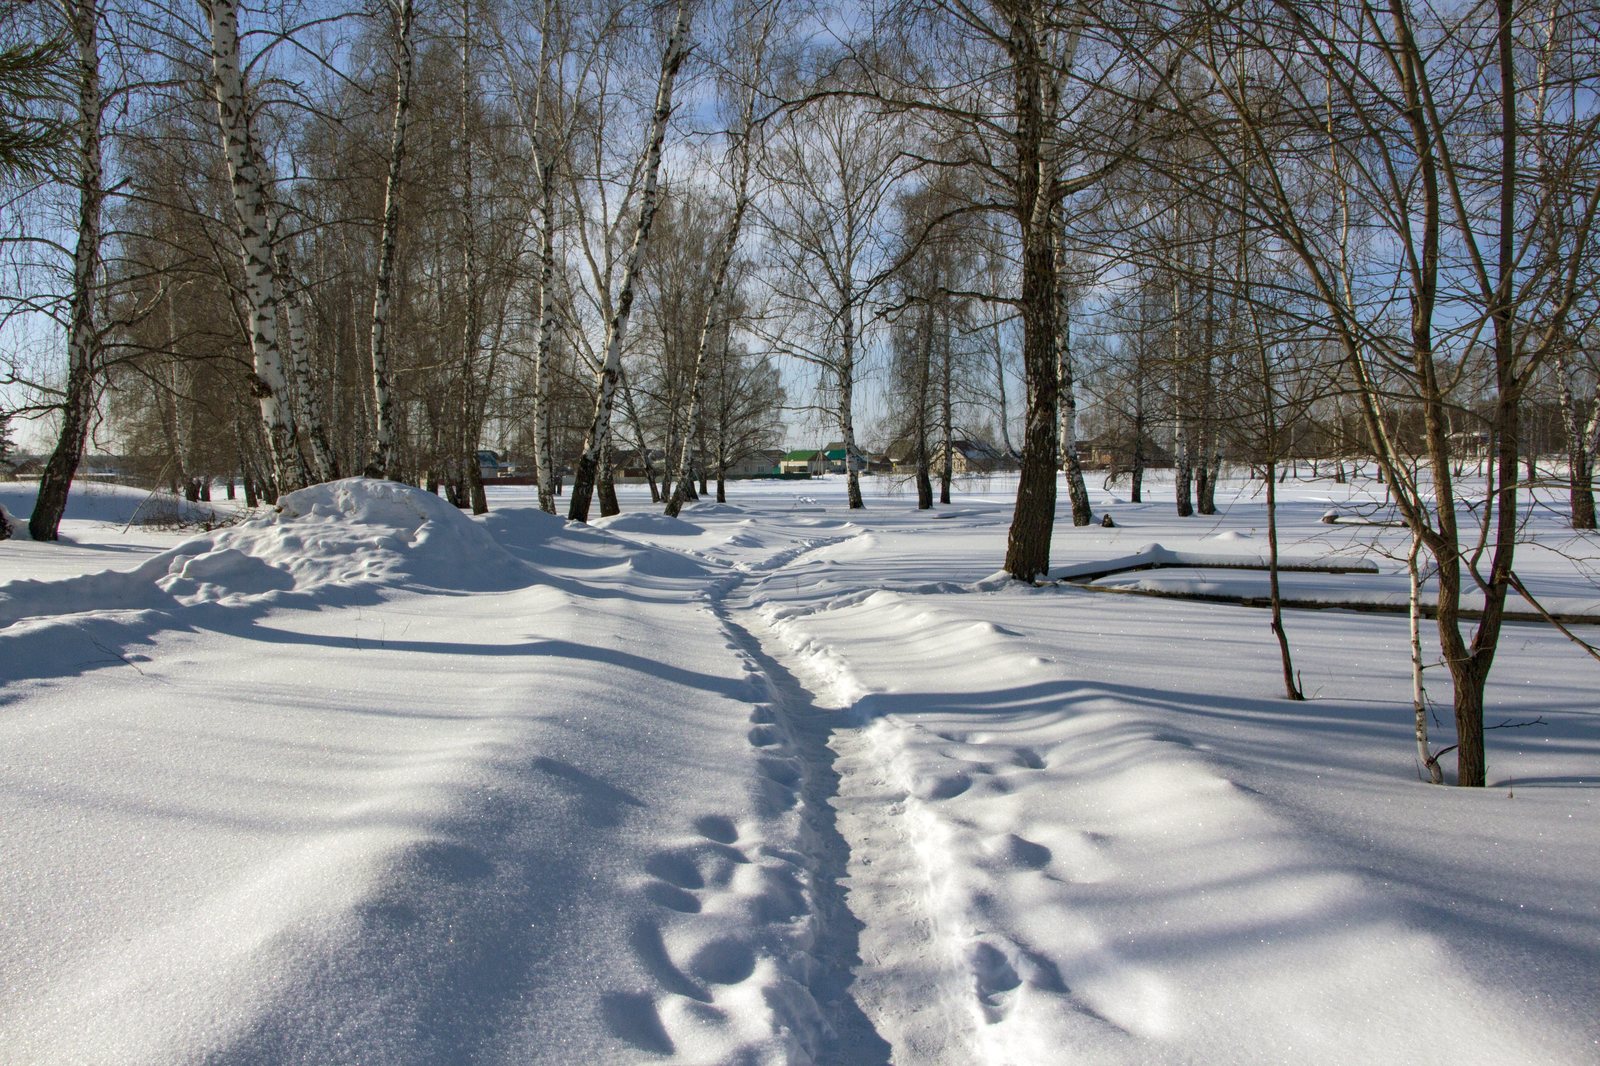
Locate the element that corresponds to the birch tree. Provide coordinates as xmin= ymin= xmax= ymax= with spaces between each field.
xmin=761 ymin=86 xmax=903 ymax=511
xmin=28 ymin=0 xmax=103 ymax=541
xmin=362 ymin=0 xmax=414 ymax=480
xmin=663 ymin=0 xmax=775 ymax=518
xmin=197 ymin=0 xmax=307 ymax=493
xmin=566 ymin=0 xmax=692 ymax=522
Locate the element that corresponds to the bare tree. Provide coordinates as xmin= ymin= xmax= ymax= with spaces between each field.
xmin=28 ymin=0 xmax=103 ymax=541
xmin=566 ymin=0 xmax=693 ymax=522
xmin=760 ymin=83 xmax=904 ymax=511
xmin=664 ymin=0 xmax=775 ymax=517
xmin=1160 ymin=0 xmax=1600 ymax=784
xmin=362 ymin=0 xmax=414 ymax=481
xmin=197 ymin=0 xmax=309 ymax=493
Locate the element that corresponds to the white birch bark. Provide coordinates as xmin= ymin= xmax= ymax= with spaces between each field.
xmin=1054 ymin=247 xmax=1091 ymax=525
xmin=281 ymin=263 xmax=337 ymax=483
xmin=366 ymin=0 xmax=414 ymax=480
xmin=199 ymin=0 xmax=305 ymax=493
xmin=455 ymin=0 xmax=487 ymax=513
xmin=568 ymin=0 xmax=693 ymax=522
xmin=664 ymin=107 xmax=759 ymax=517
xmin=531 ymin=174 xmax=559 ymax=512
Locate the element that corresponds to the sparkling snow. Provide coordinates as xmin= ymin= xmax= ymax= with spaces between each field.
xmin=1 ymin=473 xmax=1596 ymax=1064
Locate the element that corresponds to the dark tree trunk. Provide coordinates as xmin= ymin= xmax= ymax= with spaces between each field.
xmin=30 ymin=0 xmax=103 ymax=543
xmin=469 ymin=461 xmax=488 ymax=515
xmin=598 ymin=437 xmax=620 ymax=517
xmin=1174 ymin=440 xmax=1193 ymax=517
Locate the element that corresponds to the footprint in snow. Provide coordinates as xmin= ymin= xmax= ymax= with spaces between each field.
xmin=967 ymin=940 xmax=1023 ymax=1021
xmin=686 ymin=937 xmax=758 ymax=985
xmin=693 ymin=814 xmax=738 ymax=844
xmin=984 ymin=832 xmax=1053 ymax=871
xmin=643 ymin=881 xmax=701 ymax=913
xmin=598 ymin=991 xmax=676 ymax=1055
xmin=1011 ymin=746 xmax=1048 ymax=770
xmin=919 ymin=772 xmax=971 ymax=801
xmin=746 ymin=724 xmax=781 ymax=748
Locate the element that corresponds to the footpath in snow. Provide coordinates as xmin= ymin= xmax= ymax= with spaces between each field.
xmin=1 ymin=475 xmax=1596 ymax=1064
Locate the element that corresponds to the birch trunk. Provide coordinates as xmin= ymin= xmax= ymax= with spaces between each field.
xmin=1555 ymin=347 xmax=1595 ymax=528
xmin=365 ymin=0 xmax=414 ymax=480
xmin=1409 ymin=530 xmax=1440 ymax=782
xmin=664 ymin=122 xmax=757 ymax=518
xmin=914 ymin=301 xmax=934 ymax=510
xmin=568 ymin=0 xmax=692 ymax=522
xmin=457 ymin=0 xmax=486 ymax=514
xmin=200 ymin=0 xmax=306 ymax=493
xmin=1054 ymin=258 xmax=1091 ymax=525
xmin=938 ymin=325 xmax=953 ymax=504
xmin=532 ymin=177 xmax=559 ymax=513
xmin=30 ymin=0 xmax=103 ymax=542
xmin=282 ymin=270 xmax=337 ymax=482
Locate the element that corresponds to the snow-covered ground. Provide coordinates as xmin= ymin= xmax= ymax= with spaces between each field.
xmin=1 ymin=472 xmax=1596 ymax=1064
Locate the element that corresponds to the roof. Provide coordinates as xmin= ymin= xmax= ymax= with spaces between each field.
xmin=782 ymin=449 xmax=821 ymax=461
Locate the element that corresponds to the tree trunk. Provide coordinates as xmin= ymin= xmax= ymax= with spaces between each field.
xmin=365 ymin=0 xmax=414 ymax=480
xmin=938 ymin=326 xmax=953 ymax=505
xmin=1408 ymin=531 xmax=1440 ymax=782
xmin=1555 ymin=346 xmax=1595 ymax=528
xmin=569 ymin=0 xmax=691 ymax=522
xmin=915 ymin=300 xmax=934 ymax=510
xmin=1002 ymin=9 xmax=1069 ymax=581
xmin=201 ymin=0 xmax=306 ymax=493
xmin=1055 ymin=232 xmax=1091 ymax=525
xmin=665 ymin=55 xmax=760 ymax=518
xmin=1004 ymin=192 xmax=1059 ymax=574
xmin=281 ymin=271 xmax=337 ymax=482
xmin=456 ymin=0 xmax=485 ymax=515
xmin=1173 ymin=422 xmax=1193 ymax=517
xmin=30 ymin=0 xmax=103 ymax=543
xmin=598 ymin=435 xmax=620 ymax=517
xmin=532 ymin=173 xmax=559 ymax=514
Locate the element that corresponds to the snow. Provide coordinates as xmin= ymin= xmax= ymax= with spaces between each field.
xmin=1 ymin=472 xmax=1596 ymax=1064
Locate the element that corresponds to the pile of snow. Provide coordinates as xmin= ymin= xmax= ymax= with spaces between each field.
xmin=1 ymin=479 xmax=529 ymax=631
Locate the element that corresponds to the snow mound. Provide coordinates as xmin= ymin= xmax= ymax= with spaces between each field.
xmin=194 ymin=478 xmax=531 ymax=596
xmin=1 ymin=479 xmax=530 ymax=628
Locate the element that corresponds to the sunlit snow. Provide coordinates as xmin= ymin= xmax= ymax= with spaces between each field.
xmin=2 ymin=473 xmax=1595 ymax=1064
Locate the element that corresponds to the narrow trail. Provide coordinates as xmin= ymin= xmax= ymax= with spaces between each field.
xmin=704 ymin=532 xmax=975 ymax=1064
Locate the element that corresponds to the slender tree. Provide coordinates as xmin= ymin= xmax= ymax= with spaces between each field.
xmin=567 ymin=0 xmax=693 ymax=522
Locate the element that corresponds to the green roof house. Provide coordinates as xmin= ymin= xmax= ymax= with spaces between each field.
xmin=779 ymin=449 xmax=825 ymax=476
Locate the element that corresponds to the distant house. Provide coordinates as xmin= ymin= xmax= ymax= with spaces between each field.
xmin=3 ymin=454 xmax=42 ymax=480
xmin=779 ymin=449 xmax=825 ymax=476
xmin=610 ymin=448 xmax=667 ymax=480
xmin=933 ymin=439 xmax=1011 ymax=475
xmin=477 ymin=449 xmax=516 ymax=479
xmin=724 ymin=448 xmax=785 ymax=478
xmin=821 ymin=441 xmax=868 ymax=474
xmin=1080 ymin=434 xmax=1173 ymax=471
